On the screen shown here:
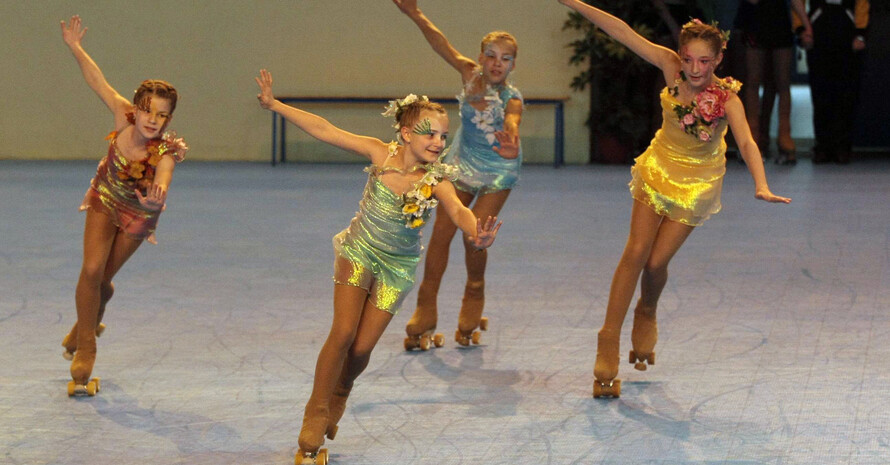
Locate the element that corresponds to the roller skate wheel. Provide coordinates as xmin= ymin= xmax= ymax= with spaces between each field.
xmin=63 ymin=349 xmax=74 ymax=361
xmin=649 ymin=352 xmax=655 ymax=365
xmin=593 ymin=379 xmax=621 ymax=398
xmin=634 ymin=362 xmax=648 ymax=371
xmin=295 ymin=448 xmax=328 ymax=465
xmin=96 ymin=323 xmax=106 ymax=337
xmin=479 ymin=317 xmax=488 ymax=331
xmin=67 ymin=381 xmax=76 ymax=396
xmin=326 ymin=424 xmax=338 ymax=440
xmin=86 ymin=380 xmax=98 ymax=396
xmin=404 ymin=337 xmax=417 ymax=351
xmin=629 ymin=350 xmax=637 ymax=364
xmin=93 ymin=377 xmax=101 ymax=392
xmin=419 ymin=335 xmax=431 ymax=351
xmin=454 ymin=330 xmax=469 ymax=346
xmin=433 ymin=333 xmax=445 ymax=347
xmin=471 ymin=330 xmax=481 ymax=345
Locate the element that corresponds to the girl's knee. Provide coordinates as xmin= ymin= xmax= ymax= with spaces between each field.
xmin=643 ymin=259 xmax=668 ymax=275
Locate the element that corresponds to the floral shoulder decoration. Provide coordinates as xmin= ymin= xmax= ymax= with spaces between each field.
xmin=111 ymin=131 xmax=189 ymax=189
xmin=401 ymin=161 xmax=459 ymax=229
xmin=670 ymin=73 xmax=741 ymax=142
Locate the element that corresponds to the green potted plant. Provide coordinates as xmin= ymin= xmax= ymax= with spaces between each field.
xmin=563 ymin=0 xmax=662 ymax=163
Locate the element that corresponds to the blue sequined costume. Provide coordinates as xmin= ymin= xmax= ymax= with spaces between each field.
xmin=443 ymin=76 xmax=523 ymax=195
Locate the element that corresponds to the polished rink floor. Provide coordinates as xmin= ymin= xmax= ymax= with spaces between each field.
xmin=1 ymin=158 xmax=888 ymax=464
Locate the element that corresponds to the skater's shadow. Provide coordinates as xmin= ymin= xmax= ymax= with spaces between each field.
xmin=404 ymin=346 xmax=523 ymax=417
xmin=86 ymin=380 xmax=273 ymax=456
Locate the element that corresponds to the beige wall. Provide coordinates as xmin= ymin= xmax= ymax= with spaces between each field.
xmin=1 ymin=0 xmax=591 ymax=164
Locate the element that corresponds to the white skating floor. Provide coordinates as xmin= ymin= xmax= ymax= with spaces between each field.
xmin=1 ymin=158 xmax=888 ymax=465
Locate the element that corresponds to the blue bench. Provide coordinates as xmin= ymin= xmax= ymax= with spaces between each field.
xmin=270 ymin=96 xmax=569 ymax=167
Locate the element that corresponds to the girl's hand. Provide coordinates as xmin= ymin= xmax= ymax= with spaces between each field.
xmin=135 ymin=183 xmax=168 ymax=211
xmin=755 ymin=188 xmax=791 ymax=204
xmin=254 ymin=69 xmax=277 ymax=110
xmin=469 ymin=216 xmax=503 ymax=250
xmin=392 ymin=0 xmax=418 ymax=15
xmin=492 ymin=131 xmax=519 ymax=159
xmin=60 ymin=15 xmax=86 ymax=48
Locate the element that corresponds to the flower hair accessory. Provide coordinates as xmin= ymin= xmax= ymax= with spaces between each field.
xmin=686 ymin=18 xmax=731 ymax=50
xmin=382 ymin=93 xmax=430 ymax=129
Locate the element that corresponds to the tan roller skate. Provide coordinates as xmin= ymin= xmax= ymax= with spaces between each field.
xmin=62 ymin=322 xmax=106 ymax=361
xmin=454 ymin=280 xmax=487 ymax=347
xmin=67 ymin=330 xmax=100 ymax=397
xmin=593 ymin=329 xmax=621 ymax=398
xmin=404 ymin=303 xmax=444 ymax=351
xmin=326 ymin=385 xmax=351 ymax=441
xmin=629 ymin=302 xmax=657 ymax=371
xmin=296 ymin=405 xmax=330 ymax=464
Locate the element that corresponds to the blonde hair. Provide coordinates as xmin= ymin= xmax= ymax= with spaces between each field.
xmin=481 ymin=31 xmax=518 ymax=57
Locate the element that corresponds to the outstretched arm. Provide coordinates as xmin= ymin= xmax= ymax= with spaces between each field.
xmin=558 ymin=0 xmax=678 ymax=74
xmin=435 ymin=180 xmax=502 ymax=249
xmin=725 ymin=95 xmax=791 ymax=204
xmin=255 ymin=69 xmax=386 ymax=161
xmin=392 ymin=0 xmax=478 ymax=80
xmin=60 ymin=15 xmax=131 ymax=125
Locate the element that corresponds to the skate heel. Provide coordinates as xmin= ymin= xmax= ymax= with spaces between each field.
xmin=404 ymin=302 xmax=441 ymax=351
xmin=629 ymin=303 xmax=657 ymax=372
xmin=593 ymin=329 xmax=621 ymax=398
xmin=62 ymin=323 xmax=107 ymax=360
xmin=68 ymin=334 xmax=99 ymax=397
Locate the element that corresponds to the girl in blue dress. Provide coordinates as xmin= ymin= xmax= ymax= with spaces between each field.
xmin=394 ymin=0 xmax=523 ymax=348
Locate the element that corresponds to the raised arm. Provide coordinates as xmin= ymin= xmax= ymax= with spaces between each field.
xmin=392 ymin=0 xmax=478 ymax=79
xmin=255 ymin=69 xmax=386 ymax=161
xmin=60 ymin=16 xmax=131 ymax=124
xmin=434 ymin=180 xmax=502 ymax=249
xmin=558 ymin=0 xmax=678 ymax=73
xmin=724 ymin=95 xmax=790 ymax=204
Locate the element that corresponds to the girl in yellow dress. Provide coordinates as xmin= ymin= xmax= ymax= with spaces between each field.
xmin=557 ymin=1 xmax=791 ymax=398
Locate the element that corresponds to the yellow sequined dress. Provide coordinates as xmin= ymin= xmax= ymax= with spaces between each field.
xmin=629 ymin=77 xmax=741 ymax=226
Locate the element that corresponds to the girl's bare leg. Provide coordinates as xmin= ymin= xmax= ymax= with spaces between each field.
xmin=69 ymin=211 xmax=121 ymax=386
xmin=594 ymin=200 xmax=663 ymax=396
xmin=328 ymin=298 xmax=394 ymax=438
xmin=406 ymin=189 xmax=474 ymax=345
xmin=631 ymin=218 xmax=694 ymax=370
xmin=299 ymin=274 xmax=377 ymax=454
xmin=455 ymin=189 xmax=510 ymax=345
xmin=63 ymin=223 xmax=140 ymax=358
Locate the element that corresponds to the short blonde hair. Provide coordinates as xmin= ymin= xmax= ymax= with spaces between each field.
xmin=481 ymin=31 xmax=518 ymax=57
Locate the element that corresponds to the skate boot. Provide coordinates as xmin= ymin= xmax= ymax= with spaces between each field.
xmin=454 ymin=280 xmax=487 ymax=346
xmin=62 ymin=322 xmax=106 ymax=361
xmin=593 ymin=328 xmax=621 ymax=398
xmin=629 ymin=302 xmax=658 ymax=371
xmin=68 ymin=330 xmax=100 ymax=396
xmin=404 ymin=302 xmax=443 ymax=351
xmin=296 ymin=405 xmax=330 ymax=464
xmin=326 ymin=385 xmax=351 ymax=441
